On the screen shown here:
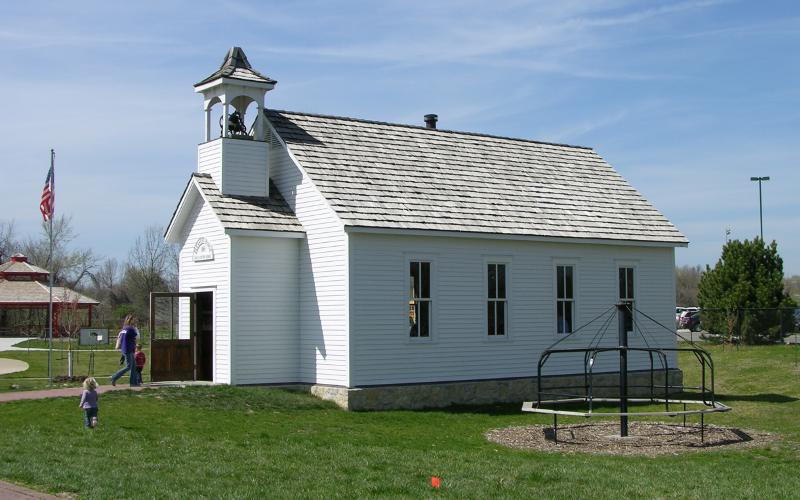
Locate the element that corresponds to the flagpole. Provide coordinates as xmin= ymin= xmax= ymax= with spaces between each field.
xmin=47 ymin=149 xmax=54 ymax=385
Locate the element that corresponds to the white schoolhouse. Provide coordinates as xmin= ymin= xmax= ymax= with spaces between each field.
xmin=164 ymin=48 xmax=687 ymax=409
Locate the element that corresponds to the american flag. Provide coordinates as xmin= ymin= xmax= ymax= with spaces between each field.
xmin=40 ymin=163 xmax=54 ymax=221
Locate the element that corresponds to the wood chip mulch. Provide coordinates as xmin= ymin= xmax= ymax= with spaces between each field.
xmin=486 ymin=421 xmax=776 ymax=457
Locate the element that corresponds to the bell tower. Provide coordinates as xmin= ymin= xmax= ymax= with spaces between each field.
xmin=194 ymin=47 xmax=277 ymax=197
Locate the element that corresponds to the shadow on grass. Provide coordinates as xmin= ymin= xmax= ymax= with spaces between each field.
xmin=716 ymin=393 xmax=799 ymax=403
xmin=430 ymin=403 xmax=525 ymax=416
xmin=415 ymin=401 xmax=608 ymax=416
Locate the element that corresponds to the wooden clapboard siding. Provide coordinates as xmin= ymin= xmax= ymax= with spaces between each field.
xmin=230 ymin=235 xmax=300 ymax=384
xmin=348 ymin=233 xmax=676 ymax=387
xmin=220 ymin=139 xmax=269 ymax=197
xmin=197 ymin=141 xmax=222 ymax=188
xmin=177 ymin=195 xmax=231 ymax=383
xmin=198 ymin=139 xmax=269 ymax=198
xmin=269 ymin=139 xmax=349 ymax=387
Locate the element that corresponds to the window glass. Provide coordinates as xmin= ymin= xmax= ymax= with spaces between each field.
xmin=497 ymin=264 xmax=506 ymax=299
xmin=487 ymin=263 xmax=508 ymax=336
xmin=419 ymin=300 xmax=430 ymax=337
xmin=557 ymin=266 xmax=564 ymax=298
xmin=421 ymin=262 xmax=430 ymax=299
xmin=618 ymin=267 xmax=635 ymax=332
xmin=556 ymin=265 xmax=574 ymax=334
xmin=487 ymin=302 xmax=495 ymax=335
xmin=496 ymin=301 xmax=505 ymax=335
xmin=409 ymin=261 xmax=431 ymax=338
xmin=565 ymin=266 xmax=574 ymax=299
xmin=410 ymin=263 xmax=420 ymax=299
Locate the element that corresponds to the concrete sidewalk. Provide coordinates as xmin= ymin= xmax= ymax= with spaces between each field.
xmin=0 ymin=357 xmax=29 ymax=375
xmin=0 ymin=384 xmax=146 ymax=403
xmin=0 ymin=337 xmax=29 ymax=351
xmin=0 ymin=480 xmax=63 ymax=499
xmin=0 ymin=380 xmax=214 ymax=403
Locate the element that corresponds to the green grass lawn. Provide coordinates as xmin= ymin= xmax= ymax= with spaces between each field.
xmin=11 ymin=337 xmax=150 ymax=350
xmin=0 ymin=347 xmax=149 ymax=392
xmin=0 ymin=344 xmax=798 ymax=499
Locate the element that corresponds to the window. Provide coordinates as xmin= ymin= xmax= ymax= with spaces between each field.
xmin=556 ymin=265 xmax=574 ymax=334
xmin=487 ymin=263 xmax=507 ymax=336
xmin=409 ymin=261 xmax=431 ymax=338
xmin=619 ymin=267 xmax=635 ymax=332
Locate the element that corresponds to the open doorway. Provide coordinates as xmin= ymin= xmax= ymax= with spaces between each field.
xmin=195 ymin=291 xmax=213 ymax=381
xmin=149 ymin=291 xmax=214 ymax=382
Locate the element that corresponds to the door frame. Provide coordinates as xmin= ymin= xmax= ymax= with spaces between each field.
xmin=149 ymin=292 xmax=197 ymax=381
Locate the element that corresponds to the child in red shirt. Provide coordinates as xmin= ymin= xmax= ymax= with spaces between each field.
xmin=134 ymin=344 xmax=146 ymax=385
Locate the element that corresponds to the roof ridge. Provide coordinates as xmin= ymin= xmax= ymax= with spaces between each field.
xmin=266 ymin=109 xmax=593 ymax=151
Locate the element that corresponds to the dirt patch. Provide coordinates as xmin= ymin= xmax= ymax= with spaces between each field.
xmin=486 ymin=421 xmax=776 ymax=457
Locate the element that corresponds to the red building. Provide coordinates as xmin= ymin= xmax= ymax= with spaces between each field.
xmin=0 ymin=254 xmax=98 ymax=337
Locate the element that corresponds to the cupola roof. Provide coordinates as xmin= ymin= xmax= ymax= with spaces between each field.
xmin=194 ymin=47 xmax=277 ymax=88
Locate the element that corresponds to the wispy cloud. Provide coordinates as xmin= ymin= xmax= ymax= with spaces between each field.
xmin=245 ymin=0 xmax=723 ymax=82
xmin=545 ymin=108 xmax=633 ymax=142
xmin=0 ymin=29 xmax=176 ymax=49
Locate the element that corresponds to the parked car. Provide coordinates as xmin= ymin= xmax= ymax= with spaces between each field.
xmin=679 ymin=309 xmax=701 ymax=332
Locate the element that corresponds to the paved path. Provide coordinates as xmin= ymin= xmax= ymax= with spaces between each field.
xmin=0 ymin=337 xmax=117 ymax=352
xmin=0 ymin=358 xmax=29 ymax=375
xmin=0 ymin=337 xmax=29 ymax=351
xmin=0 ymin=384 xmax=146 ymax=403
xmin=0 ymin=480 xmax=62 ymax=499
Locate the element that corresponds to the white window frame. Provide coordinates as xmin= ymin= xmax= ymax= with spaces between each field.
xmin=405 ymin=255 xmax=436 ymax=343
xmin=553 ymin=260 xmax=579 ymax=336
xmin=616 ymin=262 xmax=638 ymax=334
xmin=484 ymin=257 xmax=511 ymax=340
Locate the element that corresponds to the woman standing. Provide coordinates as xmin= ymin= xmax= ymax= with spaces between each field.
xmin=110 ymin=314 xmax=140 ymax=386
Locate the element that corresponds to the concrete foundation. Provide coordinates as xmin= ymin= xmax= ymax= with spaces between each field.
xmin=304 ymin=369 xmax=683 ymax=411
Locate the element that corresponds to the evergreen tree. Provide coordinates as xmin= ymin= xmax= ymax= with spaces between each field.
xmin=698 ymin=239 xmax=796 ymax=343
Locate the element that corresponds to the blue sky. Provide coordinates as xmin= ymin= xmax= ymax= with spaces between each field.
xmin=1 ymin=0 xmax=798 ymax=274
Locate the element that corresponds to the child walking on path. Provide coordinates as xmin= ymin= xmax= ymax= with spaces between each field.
xmin=134 ymin=344 xmax=146 ymax=385
xmin=79 ymin=377 xmax=99 ymax=428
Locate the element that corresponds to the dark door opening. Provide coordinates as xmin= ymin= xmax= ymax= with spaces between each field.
xmin=195 ymin=291 xmax=213 ymax=381
xmin=150 ymin=291 xmax=214 ymax=382
xmin=149 ymin=293 xmax=195 ymax=382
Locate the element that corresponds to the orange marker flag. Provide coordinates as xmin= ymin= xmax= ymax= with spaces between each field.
xmin=431 ymin=476 xmax=441 ymax=488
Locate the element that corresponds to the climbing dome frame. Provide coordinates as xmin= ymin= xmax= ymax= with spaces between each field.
xmin=522 ymin=303 xmax=730 ymax=442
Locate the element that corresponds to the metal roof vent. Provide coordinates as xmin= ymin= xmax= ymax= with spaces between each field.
xmin=424 ymin=114 xmax=438 ymax=129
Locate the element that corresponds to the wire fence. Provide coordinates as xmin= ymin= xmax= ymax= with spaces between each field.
xmin=679 ymin=307 xmax=800 ymax=344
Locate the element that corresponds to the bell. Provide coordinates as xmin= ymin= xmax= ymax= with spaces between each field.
xmin=220 ymin=111 xmax=248 ymax=136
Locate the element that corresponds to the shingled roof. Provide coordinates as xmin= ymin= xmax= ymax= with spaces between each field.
xmin=0 ymin=281 xmax=98 ymax=305
xmin=266 ymin=110 xmax=687 ymax=245
xmin=0 ymin=255 xmax=49 ymax=278
xmin=195 ymin=47 xmax=277 ymax=88
xmin=192 ymin=173 xmax=303 ymax=233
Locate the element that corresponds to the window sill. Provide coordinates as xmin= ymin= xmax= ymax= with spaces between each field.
xmin=484 ymin=334 xmax=510 ymax=342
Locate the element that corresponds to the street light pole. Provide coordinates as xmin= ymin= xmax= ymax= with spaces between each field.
xmin=750 ymin=176 xmax=770 ymax=241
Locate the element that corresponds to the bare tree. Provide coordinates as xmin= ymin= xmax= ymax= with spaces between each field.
xmin=87 ymin=257 xmax=131 ymax=325
xmin=20 ymin=215 xmax=98 ymax=289
xmin=125 ymin=225 xmax=178 ymax=320
xmin=0 ymin=220 xmax=17 ymax=261
xmin=91 ymin=258 xmax=126 ymax=304
xmin=676 ymin=265 xmax=704 ymax=306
